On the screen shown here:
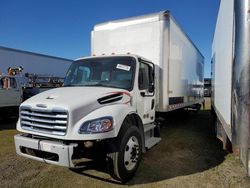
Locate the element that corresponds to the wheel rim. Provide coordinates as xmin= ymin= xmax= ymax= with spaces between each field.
xmin=124 ymin=135 xmax=140 ymax=171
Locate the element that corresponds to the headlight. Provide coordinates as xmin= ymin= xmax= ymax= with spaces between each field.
xmin=79 ymin=116 xmax=113 ymax=134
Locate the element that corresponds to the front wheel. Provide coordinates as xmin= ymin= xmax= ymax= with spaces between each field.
xmin=107 ymin=123 xmax=142 ymax=183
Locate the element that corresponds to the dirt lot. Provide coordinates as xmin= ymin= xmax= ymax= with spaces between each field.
xmin=0 ymin=98 xmax=250 ymax=188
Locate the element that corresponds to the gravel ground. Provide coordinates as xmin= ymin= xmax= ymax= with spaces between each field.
xmin=0 ymin=98 xmax=249 ymax=188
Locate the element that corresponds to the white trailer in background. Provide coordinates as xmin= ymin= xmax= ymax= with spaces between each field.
xmin=15 ymin=11 xmax=204 ymax=182
xmin=212 ymin=0 xmax=250 ymax=176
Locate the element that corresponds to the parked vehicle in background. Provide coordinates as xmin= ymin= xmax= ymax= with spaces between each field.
xmin=211 ymin=0 xmax=250 ymax=176
xmin=14 ymin=11 xmax=204 ymax=182
xmin=0 ymin=75 xmax=27 ymax=112
xmin=0 ymin=67 xmax=65 ymax=116
xmin=0 ymin=67 xmax=28 ymax=116
xmin=23 ymin=73 xmax=64 ymax=101
xmin=204 ymin=78 xmax=211 ymax=97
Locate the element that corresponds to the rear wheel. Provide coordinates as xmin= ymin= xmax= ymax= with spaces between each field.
xmin=107 ymin=120 xmax=142 ymax=183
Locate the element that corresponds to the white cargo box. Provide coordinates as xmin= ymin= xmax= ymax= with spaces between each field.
xmin=92 ymin=11 xmax=204 ymax=112
xmin=212 ymin=0 xmax=234 ymax=129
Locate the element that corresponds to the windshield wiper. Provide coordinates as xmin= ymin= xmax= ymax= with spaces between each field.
xmin=87 ymin=83 xmax=105 ymax=86
xmin=63 ymin=84 xmax=89 ymax=87
xmin=63 ymin=85 xmax=77 ymax=87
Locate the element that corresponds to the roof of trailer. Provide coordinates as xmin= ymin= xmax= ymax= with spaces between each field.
xmin=94 ymin=10 xmax=170 ymax=31
xmin=75 ymin=54 xmax=152 ymax=63
xmin=93 ymin=10 xmax=204 ymax=60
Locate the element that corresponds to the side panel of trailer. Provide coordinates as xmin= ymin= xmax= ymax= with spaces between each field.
xmin=233 ymin=0 xmax=250 ymax=175
xmin=168 ymin=18 xmax=204 ymax=109
xmin=211 ymin=0 xmax=234 ymax=139
xmin=213 ymin=0 xmax=250 ymax=176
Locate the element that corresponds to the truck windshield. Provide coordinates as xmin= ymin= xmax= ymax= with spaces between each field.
xmin=64 ymin=57 xmax=136 ymax=91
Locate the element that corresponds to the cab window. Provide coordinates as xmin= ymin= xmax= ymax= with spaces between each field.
xmin=139 ymin=62 xmax=154 ymax=91
xmin=9 ymin=78 xmax=17 ymax=88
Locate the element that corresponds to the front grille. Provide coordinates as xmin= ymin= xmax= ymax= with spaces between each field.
xmin=20 ymin=107 xmax=68 ymax=136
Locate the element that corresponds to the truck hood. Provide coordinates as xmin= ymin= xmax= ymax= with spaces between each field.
xmin=21 ymin=86 xmax=132 ymax=124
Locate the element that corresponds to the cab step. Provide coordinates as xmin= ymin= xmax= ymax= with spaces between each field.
xmin=144 ymin=123 xmax=161 ymax=149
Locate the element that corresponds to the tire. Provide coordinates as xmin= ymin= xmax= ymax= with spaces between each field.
xmin=194 ymin=103 xmax=201 ymax=113
xmin=107 ymin=119 xmax=142 ymax=183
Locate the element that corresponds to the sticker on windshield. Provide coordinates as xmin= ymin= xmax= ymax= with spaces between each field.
xmin=116 ymin=64 xmax=131 ymax=71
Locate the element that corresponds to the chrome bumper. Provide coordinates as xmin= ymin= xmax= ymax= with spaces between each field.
xmin=14 ymin=134 xmax=78 ymax=168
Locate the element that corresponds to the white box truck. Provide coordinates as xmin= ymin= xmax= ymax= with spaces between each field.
xmin=14 ymin=11 xmax=204 ymax=182
xmin=211 ymin=0 xmax=250 ymax=176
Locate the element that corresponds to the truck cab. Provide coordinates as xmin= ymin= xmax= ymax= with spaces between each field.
xmin=0 ymin=75 xmax=26 ymax=108
xmin=15 ymin=55 xmax=161 ymax=182
xmin=64 ymin=55 xmax=156 ymax=125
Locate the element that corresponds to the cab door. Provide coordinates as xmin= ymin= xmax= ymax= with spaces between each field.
xmin=0 ymin=77 xmax=21 ymax=107
xmin=136 ymin=60 xmax=155 ymax=124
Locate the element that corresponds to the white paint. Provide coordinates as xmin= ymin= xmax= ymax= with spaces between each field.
xmin=212 ymin=0 xmax=234 ymax=125
xmin=169 ymin=18 xmax=204 ymax=98
xmin=41 ymin=142 xmax=51 ymax=152
xmin=17 ymin=86 xmax=136 ymax=140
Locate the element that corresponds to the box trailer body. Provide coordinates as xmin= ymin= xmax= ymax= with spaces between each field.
xmin=92 ymin=11 xmax=204 ymax=112
xmin=14 ymin=11 xmax=204 ymax=182
xmin=212 ymin=0 xmax=250 ymax=176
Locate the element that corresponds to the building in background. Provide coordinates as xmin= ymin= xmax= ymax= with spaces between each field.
xmin=0 ymin=46 xmax=72 ymax=77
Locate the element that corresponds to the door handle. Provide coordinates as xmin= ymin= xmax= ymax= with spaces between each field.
xmin=151 ymin=99 xmax=155 ymax=110
xmin=140 ymin=92 xmax=145 ymax=97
